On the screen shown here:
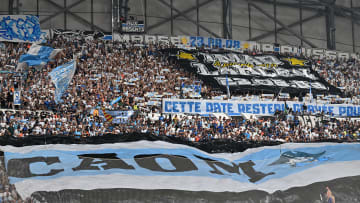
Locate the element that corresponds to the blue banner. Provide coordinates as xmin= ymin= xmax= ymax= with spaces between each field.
xmin=49 ymin=61 xmax=76 ymax=103
xmin=0 ymin=15 xmax=46 ymax=43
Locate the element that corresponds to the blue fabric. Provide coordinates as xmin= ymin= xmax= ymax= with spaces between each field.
xmin=110 ymin=96 xmax=122 ymax=106
xmin=19 ymin=46 xmax=54 ymax=66
xmin=49 ymin=61 xmax=76 ymax=104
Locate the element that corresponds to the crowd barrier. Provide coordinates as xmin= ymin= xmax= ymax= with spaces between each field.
xmin=0 ymin=133 xmax=352 ymax=153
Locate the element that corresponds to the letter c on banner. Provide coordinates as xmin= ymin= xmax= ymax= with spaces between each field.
xmin=165 ymin=101 xmax=172 ymax=113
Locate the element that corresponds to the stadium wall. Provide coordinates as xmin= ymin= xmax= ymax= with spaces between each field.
xmin=0 ymin=0 xmax=359 ymax=53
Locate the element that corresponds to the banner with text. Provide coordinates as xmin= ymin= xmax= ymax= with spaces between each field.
xmin=113 ymin=33 xmax=359 ymax=60
xmin=2 ymin=142 xmax=360 ymax=201
xmin=162 ymin=99 xmax=360 ymax=117
xmin=166 ymin=48 xmax=340 ymax=95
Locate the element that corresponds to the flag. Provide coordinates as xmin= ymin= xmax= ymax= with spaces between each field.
xmin=49 ymin=61 xmax=76 ymax=104
xmin=110 ymin=96 xmax=122 ymax=106
xmin=226 ymin=74 xmax=230 ymax=99
xmin=19 ymin=44 xmax=62 ymax=66
xmin=102 ymin=108 xmax=113 ymax=122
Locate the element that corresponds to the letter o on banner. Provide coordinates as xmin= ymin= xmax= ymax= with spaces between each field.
xmin=134 ymin=154 xmax=198 ymax=172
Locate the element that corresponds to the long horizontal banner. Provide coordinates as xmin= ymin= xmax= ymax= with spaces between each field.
xmin=167 ymin=48 xmax=340 ymax=95
xmin=0 ymin=15 xmax=47 ymax=43
xmin=2 ymin=142 xmax=360 ymax=200
xmin=113 ymin=33 xmax=359 ymax=60
xmin=162 ymin=99 xmax=360 ymax=117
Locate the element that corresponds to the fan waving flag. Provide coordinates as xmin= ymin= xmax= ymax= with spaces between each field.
xmin=49 ymin=61 xmax=76 ymax=103
xmin=19 ymin=44 xmax=62 ymax=66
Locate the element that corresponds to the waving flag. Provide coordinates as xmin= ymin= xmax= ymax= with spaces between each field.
xmin=49 ymin=60 xmax=76 ymax=103
xmin=102 ymin=108 xmax=114 ymax=122
xmin=19 ymin=44 xmax=61 ymax=66
xmin=110 ymin=96 xmax=122 ymax=106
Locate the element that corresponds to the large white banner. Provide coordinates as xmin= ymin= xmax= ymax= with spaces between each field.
xmin=2 ymin=142 xmax=360 ymax=200
xmin=162 ymin=99 xmax=360 ymax=117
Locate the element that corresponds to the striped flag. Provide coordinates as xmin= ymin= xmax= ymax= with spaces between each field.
xmin=102 ymin=108 xmax=113 ymax=122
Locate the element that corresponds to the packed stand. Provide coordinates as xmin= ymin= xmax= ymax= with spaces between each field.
xmin=0 ymin=35 xmax=359 ymax=142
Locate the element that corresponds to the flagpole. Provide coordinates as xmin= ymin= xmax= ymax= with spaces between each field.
xmin=309 ymin=79 xmax=312 ymax=104
xmin=226 ymin=74 xmax=230 ymax=100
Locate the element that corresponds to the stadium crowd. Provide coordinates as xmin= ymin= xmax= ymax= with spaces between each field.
xmin=0 ymin=34 xmax=359 ymax=142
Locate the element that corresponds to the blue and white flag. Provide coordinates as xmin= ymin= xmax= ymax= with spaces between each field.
xmin=49 ymin=60 xmax=76 ymax=103
xmin=110 ymin=96 xmax=122 ymax=106
xmin=19 ymin=44 xmax=61 ymax=66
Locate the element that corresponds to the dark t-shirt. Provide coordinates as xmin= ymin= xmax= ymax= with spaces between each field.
xmin=7 ymin=92 xmax=13 ymax=102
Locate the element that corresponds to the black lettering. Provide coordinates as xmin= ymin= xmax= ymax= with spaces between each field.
xmin=238 ymin=160 xmax=275 ymax=183
xmin=194 ymin=155 xmax=240 ymax=175
xmin=196 ymin=155 xmax=274 ymax=183
xmin=7 ymin=157 xmax=64 ymax=178
xmin=72 ymin=153 xmax=134 ymax=171
xmin=134 ymin=154 xmax=198 ymax=172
